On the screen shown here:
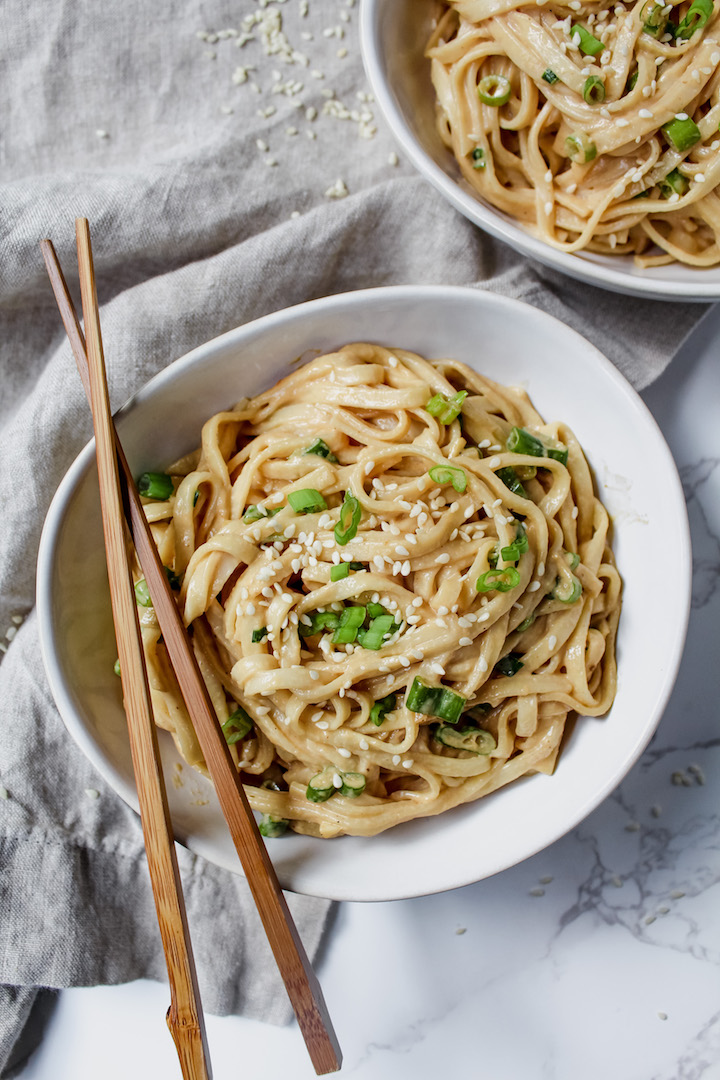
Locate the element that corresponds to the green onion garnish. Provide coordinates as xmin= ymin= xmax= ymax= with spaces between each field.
xmin=298 ymin=611 xmax=341 ymax=637
xmin=113 ymin=658 xmax=121 ymax=677
xmin=433 ymin=725 xmax=497 ymax=755
xmin=676 ymin=0 xmax=713 ymax=38
xmin=565 ymin=132 xmax=597 ymax=164
xmin=331 ymin=604 xmax=366 ymax=645
xmin=507 ymin=426 xmax=568 ymax=466
xmin=222 ymin=706 xmax=253 ymax=744
xmin=258 ymin=814 xmax=289 ymax=837
xmin=428 ymin=463 xmax=467 ymax=493
xmin=628 ymin=70 xmax=639 ymax=91
xmin=495 ymin=466 xmax=527 ymax=498
xmin=641 ymin=0 xmax=670 ymax=35
xmin=476 ymin=567 xmax=521 ymax=593
xmin=288 ymin=488 xmax=327 ymax=514
xmin=406 ymin=677 xmax=467 ymax=724
xmin=424 ymin=390 xmax=468 ymax=424
xmin=367 ymin=602 xmax=389 ymax=618
xmin=471 ymin=147 xmax=486 ymax=169
xmin=659 ymin=168 xmax=690 ymax=198
xmin=542 ymin=68 xmax=559 ymax=84
xmin=494 ymin=653 xmax=524 ymax=677
xmin=552 ymin=574 xmax=582 ymax=603
xmin=306 ymin=769 xmax=336 ymax=803
xmin=339 ymin=772 xmax=366 ymax=797
xmin=516 ymin=613 xmax=536 ymax=632
xmin=357 ymin=614 xmax=396 ymax=650
xmin=251 ymin=627 xmax=268 ymax=643
xmin=500 ymin=524 xmax=529 ymax=564
xmin=662 ymin=116 xmax=702 ymax=152
xmin=370 ymin=693 xmax=396 ymax=726
xmin=243 ymin=504 xmax=281 ymax=523
xmin=334 ymin=490 xmax=361 ymax=545
xmin=134 ymin=579 xmax=152 ymax=607
xmin=477 ymin=74 xmax=511 ymax=106
xmin=137 ymin=472 xmax=174 ymax=500
xmin=572 ymin=24 xmax=604 ymax=55
xmin=331 ymin=562 xmax=350 ymax=581
xmin=303 ymin=438 xmax=338 ymax=462
xmin=583 ymin=75 xmax=606 ymax=104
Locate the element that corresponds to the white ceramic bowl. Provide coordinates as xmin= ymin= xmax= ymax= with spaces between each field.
xmin=37 ymin=286 xmax=690 ymax=900
xmin=360 ymin=0 xmax=720 ymax=302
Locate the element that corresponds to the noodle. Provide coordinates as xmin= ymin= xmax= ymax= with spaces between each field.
xmin=427 ymin=0 xmax=720 ymax=266
xmin=135 ymin=344 xmax=621 ymax=838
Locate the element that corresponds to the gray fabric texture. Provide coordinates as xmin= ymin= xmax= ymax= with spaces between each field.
xmin=0 ymin=0 xmax=710 ymax=1074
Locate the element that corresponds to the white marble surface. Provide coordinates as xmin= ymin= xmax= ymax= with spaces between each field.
xmin=17 ymin=304 xmax=720 ymax=1080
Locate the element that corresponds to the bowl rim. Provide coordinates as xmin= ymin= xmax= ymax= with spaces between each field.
xmin=359 ymin=0 xmax=720 ymax=302
xmin=36 ymin=284 xmax=692 ymax=899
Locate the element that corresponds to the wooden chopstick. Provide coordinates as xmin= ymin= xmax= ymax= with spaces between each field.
xmin=44 ymin=231 xmax=212 ymax=1080
xmin=42 ymin=224 xmax=342 ymax=1076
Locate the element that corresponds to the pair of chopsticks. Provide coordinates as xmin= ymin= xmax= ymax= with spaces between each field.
xmin=41 ymin=222 xmax=342 ymax=1078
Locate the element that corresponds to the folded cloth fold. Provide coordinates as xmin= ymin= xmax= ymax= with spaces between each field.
xmin=0 ymin=0 xmax=710 ymax=1071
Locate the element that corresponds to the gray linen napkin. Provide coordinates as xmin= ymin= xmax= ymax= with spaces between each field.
xmin=0 ymin=0 xmax=710 ymax=1073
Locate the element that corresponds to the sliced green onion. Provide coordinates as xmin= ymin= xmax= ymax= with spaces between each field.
xmin=628 ymin=69 xmax=639 ymax=91
xmin=583 ymin=75 xmax=606 ymax=104
xmin=366 ymin=602 xmax=389 ymax=618
xmin=494 ymin=653 xmax=524 ymax=677
xmin=662 ymin=116 xmax=702 ymax=152
xmin=433 ymin=725 xmax=497 ymax=755
xmin=113 ymin=658 xmax=121 ymax=677
xmin=306 ymin=769 xmax=336 ymax=803
xmin=303 ymin=437 xmax=338 ymax=462
xmin=428 ymin=463 xmax=467 ymax=494
xmin=676 ymin=0 xmax=713 ymax=38
xmin=476 ymin=567 xmax=520 ymax=593
xmin=572 ymin=24 xmax=604 ymax=55
xmin=370 ymin=693 xmax=396 ymax=726
xmin=500 ymin=524 xmax=529 ymax=564
xmin=565 ymin=551 xmax=581 ymax=570
xmin=477 ymin=74 xmax=511 ymax=106
xmin=329 ymin=560 xmax=365 ymax=582
xmin=137 ymin=471 xmax=174 ymax=500
xmin=506 ymin=426 xmax=546 ymax=457
xmin=552 ymin=574 xmax=582 ymax=603
xmin=471 ymin=147 xmax=486 ymax=169
xmin=288 ymin=488 xmax=327 ymax=514
xmin=357 ymin=614 xmax=396 ymax=650
xmin=243 ymin=504 xmax=281 ymax=523
xmin=516 ymin=613 xmax=536 ymax=632
xmin=334 ymin=490 xmax=361 ymax=545
xmin=251 ymin=627 xmax=268 ymax=643
xmin=424 ymin=390 xmax=468 ymax=424
xmin=298 ymin=611 xmax=341 ymax=637
xmin=565 ymin=132 xmax=597 ymax=164
xmin=659 ymin=168 xmax=690 ymax=198
xmin=332 ymin=604 xmax=366 ymax=644
xmin=640 ymin=0 xmax=670 ymax=35
xmin=222 ymin=706 xmax=253 ymax=744
xmin=258 ymin=814 xmax=289 ymax=837
xmin=495 ymin=466 xmax=527 ymax=498
xmin=406 ymin=677 xmax=467 ymax=724
xmin=542 ymin=68 xmax=559 ymax=84
xmin=134 ymin=579 xmax=152 ymax=607
xmin=339 ymin=772 xmax=366 ymax=797
xmin=507 ymin=426 xmax=568 ymax=466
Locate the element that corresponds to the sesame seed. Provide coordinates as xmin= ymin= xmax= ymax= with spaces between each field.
xmin=85 ymin=788 xmax=100 ymax=800
xmin=402 ymin=759 xmax=414 ymax=769
xmin=548 ymin=635 xmax=557 ymax=649
xmin=639 ymin=109 xmax=653 ymax=119
xmin=395 ymin=545 xmax=410 ymax=557
xmin=364 ymin=460 xmax=375 ymax=475
xmin=309 ymin=671 xmax=320 ymax=681
xmin=479 ymin=658 xmax=489 ymax=672
xmin=537 ymin=562 xmax=545 ymax=576
xmin=338 ymin=748 xmax=352 ymax=759
xmin=392 ymin=754 xmax=401 ymax=766
xmin=435 ymin=553 xmax=450 ymax=564
xmin=528 ymin=581 xmax=541 ymax=592
xmin=675 ymin=112 xmax=689 ymax=121
xmin=695 ymin=173 xmax=706 ymax=183
xmin=615 ymin=118 xmax=630 ymax=128
xmin=488 ymin=456 xmax=501 ymax=469
xmin=459 ymin=637 xmax=473 ymax=647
